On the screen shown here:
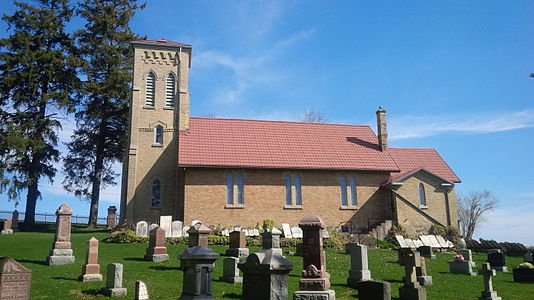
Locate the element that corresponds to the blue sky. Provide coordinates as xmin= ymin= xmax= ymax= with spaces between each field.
xmin=1 ymin=1 xmax=533 ymax=245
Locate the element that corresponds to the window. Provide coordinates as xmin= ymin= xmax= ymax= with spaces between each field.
xmin=340 ymin=175 xmax=358 ymax=207
xmin=226 ymin=172 xmax=244 ymax=206
xmin=151 ymin=179 xmax=161 ymax=208
xmin=154 ymin=125 xmax=163 ymax=145
xmin=145 ymin=72 xmax=156 ymax=107
xmin=284 ymin=174 xmax=302 ymax=207
xmin=165 ymin=73 xmax=176 ymax=107
xmin=419 ymin=183 xmax=427 ymax=207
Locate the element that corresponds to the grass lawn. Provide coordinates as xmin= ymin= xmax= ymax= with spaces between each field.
xmin=0 ymin=225 xmax=531 ymax=299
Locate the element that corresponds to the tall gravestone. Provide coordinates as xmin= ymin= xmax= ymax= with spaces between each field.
xmin=79 ymin=237 xmax=103 ymax=282
xmin=46 ymin=203 xmax=75 ymax=265
xmin=398 ymin=249 xmax=426 ymax=300
xmin=160 ymin=216 xmax=172 ymax=238
xmin=1 ymin=220 xmax=13 ymax=235
xmin=238 ymin=227 xmax=294 ymax=300
xmin=225 ymin=230 xmax=249 ymax=258
xmin=178 ymin=246 xmax=220 ymax=299
xmin=102 ymin=263 xmax=127 ymax=297
xmin=171 ymin=221 xmax=183 ymax=238
xmin=11 ymin=210 xmax=19 ymax=232
xmin=0 ymin=256 xmax=32 ymax=299
xmin=106 ymin=206 xmax=117 ymax=229
xmin=187 ymin=222 xmax=210 ymax=247
xmin=347 ymin=243 xmax=372 ymax=287
xmin=144 ymin=227 xmax=169 ymax=262
xmin=136 ymin=221 xmax=148 ymax=237
xmin=478 ymin=263 xmax=502 ymax=300
xmin=294 ymin=214 xmax=336 ymax=300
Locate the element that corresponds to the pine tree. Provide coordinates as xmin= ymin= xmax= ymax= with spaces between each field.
xmin=0 ymin=0 xmax=80 ymax=227
xmin=62 ymin=0 xmax=145 ymax=228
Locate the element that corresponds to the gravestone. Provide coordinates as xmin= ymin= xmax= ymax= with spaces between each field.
xmin=291 ymin=226 xmax=303 ymax=238
xmin=417 ymin=246 xmax=435 ymax=259
xmin=102 ymin=263 xmax=127 ymax=297
xmin=238 ymin=227 xmax=294 ymax=300
xmin=221 ymin=229 xmax=229 ymax=236
xmin=226 ymin=230 xmax=249 ymax=258
xmin=449 ymin=258 xmax=476 ymax=276
xmin=1 ymin=220 xmax=13 ymax=235
xmin=398 ymin=249 xmax=427 ymax=300
xmin=418 ymin=236 xmax=432 ymax=248
xmin=11 ymin=210 xmax=19 ymax=232
xmin=144 ymin=227 xmax=169 ymax=262
xmin=282 ymin=223 xmax=292 ymax=238
xmin=322 ymin=229 xmax=330 ymax=239
xmin=171 ymin=221 xmax=183 ymax=238
xmin=435 ymin=236 xmax=450 ymax=248
xmin=46 ymin=203 xmax=75 ymax=265
xmin=148 ymin=223 xmax=159 ymax=233
xmin=458 ymin=249 xmax=475 ymax=267
xmin=187 ymin=222 xmax=211 ymax=247
xmin=182 ymin=225 xmax=190 ymax=237
xmin=79 ymin=237 xmax=103 ymax=282
xmin=487 ymin=252 xmax=507 ymax=272
xmin=347 ymin=243 xmax=372 ymax=287
xmin=416 ymin=256 xmax=432 ymax=286
xmin=405 ymin=239 xmax=416 ymax=249
xmin=136 ymin=221 xmax=148 ymax=237
xmin=106 ymin=206 xmax=117 ymax=229
xmin=191 ymin=219 xmax=201 ymax=226
xmin=524 ymin=252 xmax=533 ymax=263
xmin=220 ymin=257 xmax=242 ymax=283
xmin=0 ymin=256 xmax=32 ymax=299
xmin=395 ymin=235 xmax=408 ymax=248
xmin=253 ymin=229 xmax=260 ymax=236
xmin=352 ymin=280 xmax=391 ymax=300
xmin=428 ymin=236 xmax=441 ymax=249
xmin=413 ymin=240 xmax=424 ymax=248
xmin=178 ymin=246 xmax=220 ymax=300
xmin=294 ymin=214 xmax=335 ymax=300
xmin=135 ymin=280 xmax=149 ymax=300
xmin=478 ymin=263 xmax=502 ymax=300
xmin=160 ymin=216 xmax=172 ymax=238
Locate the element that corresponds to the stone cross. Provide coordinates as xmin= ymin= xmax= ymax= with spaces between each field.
xmin=398 ymin=249 xmax=427 ymax=300
xmin=187 ymin=222 xmax=211 ymax=247
xmin=102 ymin=263 xmax=127 ymax=297
xmin=478 ymin=263 xmax=502 ymax=300
xmin=144 ymin=227 xmax=169 ymax=262
xmin=79 ymin=237 xmax=103 ymax=282
xmin=0 ymin=256 xmax=32 ymax=299
xmin=135 ymin=280 xmax=149 ymax=300
xmin=1 ymin=219 xmax=13 ymax=235
xmin=46 ymin=203 xmax=75 ymax=265
xmin=11 ymin=210 xmax=19 ymax=231
xmin=106 ymin=206 xmax=117 ymax=229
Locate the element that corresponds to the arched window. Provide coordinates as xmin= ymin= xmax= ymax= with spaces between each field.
xmin=145 ymin=72 xmax=156 ymax=106
xmin=151 ymin=179 xmax=161 ymax=208
xmin=154 ymin=125 xmax=163 ymax=145
xmin=419 ymin=183 xmax=427 ymax=206
xmin=165 ymin=73 xmax=176 ymax=107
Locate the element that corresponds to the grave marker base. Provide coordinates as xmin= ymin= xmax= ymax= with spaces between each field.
xmin=294 ymin=289 xmax=336 ymax=300
xmin=46 ymin=249 xmax=75 ymax=265
xmin=80 ymin=273 xmax=103 ymax=282
xmin=399 ymin=284 xmax=426 ymax=300
xmin=352 ymin=280 xmax=391 ymax=300
xmin=144 ymin=254 xmax=169 ymax=262
xmin=1 ymin=229 xmax=13 ymax=235
xmin=490 ymin=266 xmax=507 ymax=272
xmin=417 ymin=276 xmax=432 ymax=286
xmin=225 ymin=248 xmax=249 ymax=258
xmin=479 ymin=290 xmax=502 ymax=300
xmin=102 ymin=287 xmax=127 ymax=297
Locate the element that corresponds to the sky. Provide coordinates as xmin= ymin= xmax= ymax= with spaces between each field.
xmin=0 ymin=1 xmax=533 ymax=245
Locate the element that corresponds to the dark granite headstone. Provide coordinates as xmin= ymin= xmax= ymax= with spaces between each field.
xmin=487 ymin=252 xmax=507 ymax=272
xmin=353 ymin=280 xmax=391 ymax=300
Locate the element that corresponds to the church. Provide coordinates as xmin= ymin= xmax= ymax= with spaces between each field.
xmin=119 ymin=39 xmax=461 ymax=236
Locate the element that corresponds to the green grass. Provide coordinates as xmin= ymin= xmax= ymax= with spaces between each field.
xmin=0 ymin=225 xmax=531 ymax=299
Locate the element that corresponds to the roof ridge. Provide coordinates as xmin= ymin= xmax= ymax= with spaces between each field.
xmin=190 ymin=116 xmax=372 ymax=128
xmin=389 ymin=147 xmax=438 ymax=151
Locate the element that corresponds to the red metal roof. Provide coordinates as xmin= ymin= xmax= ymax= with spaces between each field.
xmin=179 ymin=117 xmax=400 ymax=171
xmin=387 ymin=148 xmax=461 ymax=183
xmin=132 ymin=39 xmax=191 ymax=48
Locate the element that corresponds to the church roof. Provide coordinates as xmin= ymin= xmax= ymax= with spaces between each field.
xmin=386 ymin=148 xmax=461 ymax=183
xmin=131 ymin=39 xmax=191 ymax=48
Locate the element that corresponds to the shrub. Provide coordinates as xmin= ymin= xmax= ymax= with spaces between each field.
xmin=104 ymin=230 xmax=148 ymax=243
xmin=428 ymin=224 xmax=461 ymax=248
xmin=262 ymin=219 xmax=276 ymax=229
xmin=208 ymin=235 xmax=229 ymax=245
xmin=429 ymin=224 xmax=446 ymax=236
xmin=166 ymin=236 xmax=188 ymax=245
xmin=246 ymin=236 xmax=261 ymax=247
xmin=280 ymin=238 xmax=301 ymax=248
xmin=323 ymin=229 xmax=350 ymax=250
xmin=385 ymin=224 xmax=407 ymax=246
xmin=517 ymin=262 xmax=534 ymax=269
xmin=373 ymin=238 xmax=397 ymax=249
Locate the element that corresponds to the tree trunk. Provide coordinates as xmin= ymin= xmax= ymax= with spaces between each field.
xmin=24 ymin=180 xmax=38 ymax=227
xmin=87 ymin=124 xmax=106 ymax=229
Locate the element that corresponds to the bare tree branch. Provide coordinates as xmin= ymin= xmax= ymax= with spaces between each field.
xmin=457 ymin=190 xmax=498 ymax=240
xmin=301 ymin=109 xmax=327 ymax=123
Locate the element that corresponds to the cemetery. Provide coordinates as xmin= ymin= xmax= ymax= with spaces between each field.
xmin=0 ymin=210 xmax=533 ymax=299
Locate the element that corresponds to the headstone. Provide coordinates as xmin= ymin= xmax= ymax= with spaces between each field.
xmin=419 ymin=236 xmax=432 ymax=247
xmin=478 ymin=263 xmax=502 ymax=300
xmin=435 ymin=235 xmax=450 ymax=248
xmin=102 ymin=263 xmax=127 ymax=297
xmin=178 ymin=246 xmax=220 ymax=300
xmin=413 ymin=240 xmax=424 ymax=248
xmin=79 ymin=237 xmax=103 ymax=282
xmin=221 ymin=229 xmax=230 ymax=236
xmin=253 ymin=229 xmax=260 ymax=236
xmin=226 ymin=230 xmax=249 ymax=258
xmin=171 ymin=221 xmax=183 ymax=238
xmin=182 ymin=225 xmax=190 ymax=237
xmin=487 ymin=248 xmax=500 ymax=255
xmin=238 ymin=227 xmax=294 ymax=300
xmin=220 ymin=257 xmax=242 ymax=283
xmin=0 ymin=256 xmax=32 ymax=299
xmin=282 ymin=223 xmax=292 ymax=238
xmin=1 ymin=220 xmax=13 ymax=235
xmin=144 ymin=227 xmax=169 ymax=262
xmin=322 ymin=229 xmax=330 ymax=239
xmin=352 ymin=280 xmax=391 ymax=300
xmin=243 ymin=229 xmax=250 ymax=237
xmin=191 ymin=219 xmax=201 ymax=226
xmin=347 ymin=243 xmax=372 ymax=287
xmin=405 ymin=239 xmax=416 ymax=249
xmin=417 ymin=246 xmax=436 ymax=259
xmin=294 ymin=214 xmax=335 ymax=300
xmin=106 ymin=206 xmax=117 ymax=229
xmin=135 ymin=280 xmax=149 ymax=300
xmin=46 ymin=203 xmax=75 ymax=265
xmin=428 ymin=236 xmax=441 ymax=249
xmin=395 ymin=235 xmax=408 ymax=248
xmin=398 ymin=249 xmax=427 ymax=300
xmin=11 ymin=210 xmax=19 ymax=231
xmin=136 ymin=221 xmax=148 ymax=237
xmin=448 ymin=259 xmax=476 ymax=276
xmin=187 ymin=222 xmax=211 ymax=248
xmin=291 ymin=226 xmax=303 ymax=239
xmin=487 ymin=252 xmax=507 ymax=272
xmin=524 ymin=252 xmax=533 ymax=263
xmin=458 ymin=249 xmax=475 ymax=267
xmin=148 ymin=223 xmax=159 ymax=233
xmin=416 ymin=256 xmax=432 ymax=286
xmin=159 ymin=216 xmax=172 ymax=238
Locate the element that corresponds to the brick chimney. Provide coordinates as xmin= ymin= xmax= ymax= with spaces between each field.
xmin=376 ymin=106 xmax=387 ymax=151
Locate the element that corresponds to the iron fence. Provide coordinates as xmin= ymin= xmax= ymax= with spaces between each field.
xmin=0 ymin=210 xmax=119 ymax=225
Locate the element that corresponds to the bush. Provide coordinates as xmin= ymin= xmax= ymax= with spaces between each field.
xmin=246 ymin=236 xmax=261 ymax=247
xmin=166 ymin=236 xmax=188 ymax=245
xmin=323 ymin=229 xmax=350 ymax=250
xmin=429 ymin=224 xmax=461 ymax=248
xmin=280 ymin=238 xmax=301 ymax=248
xmin=373 ymin=238 xmax=397 ymax=249
xmin=262 ymin=219 xmax=276 ymax=229
xmin=517 ymin=262 xmax=534 ymax=269
xmin=208 ymin=235 xmax=229 ymax=245
xmin=104 ymin=230 xmax=148 ymax=243
xmin=385 ymin=224 xmax=406 ymax=246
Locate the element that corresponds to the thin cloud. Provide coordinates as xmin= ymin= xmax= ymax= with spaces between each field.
xmin=275 ymin=28 xmax=317 ymax=48
xmin=475 ymin=203 xmax=534 ymax=246
xmin=389 ymin=109 xmax=534 ymax=140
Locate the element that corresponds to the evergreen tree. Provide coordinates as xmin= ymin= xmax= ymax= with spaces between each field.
xmin=63 ymin=0 xmax=145 ymax=228
xmin=0 ymin=0 xmax=79 ymax=226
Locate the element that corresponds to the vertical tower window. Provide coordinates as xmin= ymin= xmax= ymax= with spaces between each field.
xmin=145 ymin=72 xmax=155 ymax=107
xmin=154 ymin=125 xmax=163 ymax=145
xmin=419 ymin=183 xmax=427 ymax=207
xmin=165 ymin=73 xmax=176 ymax=107
xmin=340 ymin=175 xmax=358 ymax=207
xmin=151 ymin=179 xmax=161 ymax=208
xmin=226 ymin=172 xmax=244 ymax=206
xmin=285 ymin=174 xmax=302 ymax=207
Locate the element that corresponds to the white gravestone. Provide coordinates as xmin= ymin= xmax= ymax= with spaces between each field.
xmin=171 ymin=221 xmax=183 ymax=238
xmin=160 ymin=216 xmax=172 ymax=238
xmin=148 ymin=223 xmax=159 ymax=233
xmin=221 ymin=229 xmax=230 ymax=236
xmin=182 ymin=226 xmax=190 ymax=237
xmin=282 ymin=223 xmax=292 ymax=238
xmin=136 ymin=221 xmax=148 ymax=237
xmin=135 ymin=280 xmax=149 ymax=300
xmin=191 ymin=220 xmax=201 ymax=226
xmin=395 ymin=235 xmax=409 ymax=248
xmin=291 ymin=227 xmax=303 ymax=238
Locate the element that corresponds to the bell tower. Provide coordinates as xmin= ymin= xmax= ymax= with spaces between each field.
xmin=120 ymin=39 xmax=192 ymax=224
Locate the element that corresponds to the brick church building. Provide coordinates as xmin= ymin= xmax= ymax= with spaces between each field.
xmin=120 ymin=39 xmax=461 ymax=236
